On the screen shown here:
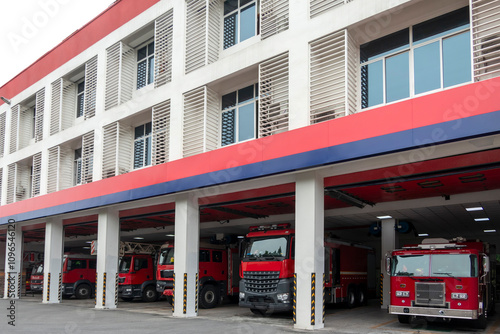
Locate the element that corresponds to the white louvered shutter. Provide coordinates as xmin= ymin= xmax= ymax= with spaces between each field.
xmin=154 ymin=9 xmax=174 ymax=88
xmin=84 ymin=56 xmax=98 ymax=119
xmin=102 ymin=122 xmax=132 ymax=179
xmin=81 ymin=131 xmax=94 ymax=184
xmin=471 ymin=0 xmax=500 ymax=81
xmin=0 ymin=168 xmax=2 ymax=204
xmin=6 ymin=164 xmax=16 ymax=204
xmin=47 ymin=146 xmax=73 ymax=193
xmin=35 ymin=88 xmax=45 ymax=142
xmin=105 ymin=42 xmax=135 ymax=110
xmin=152 ymin=100 xmax=171 ymax=165
xmin=0 ymin=112 xmax=5 ymax=157
xmin=259 ymin=52 xmax=289 ymax=137
xmin=9 ymin=105 xmax=19 ymax=154
xmin=261 ymin=0 xmax=289 ymax=40
xmin=31 ymin=152 xmax=42 ymax=197
xmin=310 ymin=0 xmax=350 ymax=18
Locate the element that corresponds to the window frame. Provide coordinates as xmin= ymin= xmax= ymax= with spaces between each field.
xmin=220 ymin=83 xmax=259 ymax=147
xmin=133 ymin=121 xmax=152 ymax=170
xmin=136 ymin=40 xmax=155 ymax=90
xmin=73 ymin=148 xmax=82 ymax=186
xmin=360 ymin=9 xmax=471 ymax=110
xmin=76 ymin=79 xmax=85 ymax=118
xmin=223 ymin=0 xmax=258 ymax=50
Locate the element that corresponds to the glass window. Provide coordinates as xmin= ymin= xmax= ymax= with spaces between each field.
xmin=137 ymin=41 xmax=155 ymax=89
xmin=134 ymin=258 xmax=149 ymax=271
xmin=159 ymin=247 xmax=175 ymax=265
xmin=244 ymin=237 xmax=288 ymax=259
xmin=221 ymin=84 xmax=258 ymax=146
xmin=200 ymin=250 xmax=210 ymax=262
xmin=212 ymin=251 xmax=223 ymax=263
xmin=431 ymin=254 xmax=478 ymax=277
xmin=76 ymin=81 xmax=85 ymax=118
xmin=67 ymin=259 xmax=87 ymax=271
xmin=391 ymin=255 xmax=430 ymax=277
xmin=134 ymin=122 xmax=152 ymax=169
xmin=360 ymin=7 xmax=471 ymax=109
xmin=223 ymin=0 xmax=257 ymax=49
xmin=74 ymin=148 xmax=82 ymax=185
xmin=119 ymin=256 xmax=132 ymax=273
xmin=89 ymin=260 xmax=96 ymax=270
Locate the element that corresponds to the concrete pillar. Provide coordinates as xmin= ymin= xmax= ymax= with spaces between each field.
xmin=3 ymin=221 xmax=23 ymax=299
xmin=173 ymin=192 xmax=199 ymax=317
xmin=95 ymin=208 xmax=120 ymax=309
xmin=380 ymin=218 xmax=397 ymax=309
xmin=294 ymin=172 xmax=324 ymax=330
xmin=43 ymin=219 xmax=64 ymax=303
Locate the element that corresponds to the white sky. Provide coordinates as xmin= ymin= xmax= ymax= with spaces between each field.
xmin=0 ymin=0 xmax=116 ymax=87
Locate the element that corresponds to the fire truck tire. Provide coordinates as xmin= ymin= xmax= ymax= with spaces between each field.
xmin=250 ymin=308 xmax=266 ymax=316
xmin=199 ymin=285 xmax=218 ymax=309
xmin=347 ymin=287 xmax=356 ymax=308
xmin=75 ymin=284 xmax=92 ymax=299
xmin=142 ymin=286 xmax=158 ymax=302
xmin=356 ymin=286 xmax=366 ymax=306
xmin=475 ymin=313 xmax=487 ymax=329
xmin=397 ymin=315 xmax=410 ymax=324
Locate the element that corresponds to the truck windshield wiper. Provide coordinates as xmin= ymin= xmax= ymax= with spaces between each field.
xmin=433 ymin=272 xmax=462 ymax=281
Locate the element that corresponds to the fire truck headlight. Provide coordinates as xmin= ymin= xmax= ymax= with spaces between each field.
xmin=239 ymin=292 xmax=245 ymax=300
xmin=451 ymin=293 xmax=468 ymax=300
xmin=277 ymin=293 xmax=290 ymax=302
xmin=395 ymin=291 xmax=410 ymax=297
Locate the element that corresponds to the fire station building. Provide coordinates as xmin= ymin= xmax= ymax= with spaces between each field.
xmin=0 ymin=0 xmax=499 ymax=330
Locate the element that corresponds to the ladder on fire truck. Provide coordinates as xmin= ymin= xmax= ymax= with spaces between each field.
xmin=119 ymin=241 xmax=161 ymax=256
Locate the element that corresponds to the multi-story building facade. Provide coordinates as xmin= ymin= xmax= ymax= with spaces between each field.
xmin=0 ymin=0 xmax=499 ymax=330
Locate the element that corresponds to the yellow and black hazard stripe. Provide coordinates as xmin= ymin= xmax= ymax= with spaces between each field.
xmin=183 ymin=273 xmax=187 ymax=314
xmin=195 ymin=273 xmax=199 ymax=313
xmin=311 ymin=273 xmax=316 ymax=326
xmin=95 ymin=272 xmax=98 ymax=305
xmin=46 ymin=273 xmax=51 ymax=302
xmin=323 ymin=273 xmax=325 ymax=324
xmin=102 ymin=272 xmax=107 ymax=307
xmin=292 ymin=273 xmax=297 ymax=324
xmin=17 ymin=272 xmax=21 ymax=299
xmin=172 ymin=273 xmax=175 ymax=313
xmin=115 ymin=273 xmax=119 ymax=306
xmin=380 ymin=273 xmax=383 ymax=305
xmin=58 ymin=273 xmax=62 ymax=301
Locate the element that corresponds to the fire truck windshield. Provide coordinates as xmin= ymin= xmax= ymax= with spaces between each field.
xmin=392 ymin=254 xmax=478 ymax=278
xmin=119 ymin=256 xmax=132 ymax=273
xmin=32 ymin=264 xmax=43 ymax=275
xmin=244 ymin=236 xmax=288 ymax=260
xmin=159 ymin=248 xmax=175 ymax=265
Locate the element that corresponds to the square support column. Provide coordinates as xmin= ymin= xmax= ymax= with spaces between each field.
xmin=380 ymin=218 xmax=397 ymax=309
xmin=294 ymin=172 xmax=324 ymax=330
xmin=3 ymin=221 xmax=23 ymax=299
xmin=95 ymin=208 xmax=120 ymax=309
xmin=43 ymin=219 xmax=64 ymax=303
xmin=173 ymin=192 xmax=199 ymax=317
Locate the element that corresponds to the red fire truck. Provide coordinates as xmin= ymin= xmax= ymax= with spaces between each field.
xmin=156 ymin=242 xmax=240 ymax=308
xmin=30 ymin=263 xmax=44 ymax=293
xmin=238 ymin=223 xmax=370 ymax=315
xmin=118 ymin=242 xmax=161 ymax=302
xmin=61 ymin=254 xmax=97 ymax=299
xmin=386 ymin=237 xmax=496 ymax=329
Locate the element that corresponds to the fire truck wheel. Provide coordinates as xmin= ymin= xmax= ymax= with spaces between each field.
xmin=347 ymin=287 xmax=356 ymax=308
xmin=142 ymin=286 xmax=158 ymax=302
xmin=397 ymin=315 xmax=410 ymax=324
xmin=475 ymin=312 xmax=487 ymax=329
xmin=356 ymin=287 xmax=366 ymax=306
xmin=75 ymin=284 xmax=92 ymax=299
xmin=199 ymin=285 xmax=218 ymax=309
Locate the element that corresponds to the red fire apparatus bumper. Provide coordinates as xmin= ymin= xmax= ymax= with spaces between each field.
xmin=389 ymin=305 xmax=479 ymax=319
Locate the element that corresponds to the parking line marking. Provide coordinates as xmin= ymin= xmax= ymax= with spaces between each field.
xmin=371 ymin=319 xmax=397 ymax=329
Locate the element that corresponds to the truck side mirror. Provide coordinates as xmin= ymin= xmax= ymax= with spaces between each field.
xmin=385 ymin=255 xmax=391 ymax=276
xmin=483 ymin=255 xmax=490 ymax=273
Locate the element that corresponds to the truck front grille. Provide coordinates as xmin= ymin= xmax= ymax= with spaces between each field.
xmin=160 ymin=270 xmax=174 ymax=279
xmin=243 ymin=271 xmax=280 ymax=293
xmin=415 ymin=282 xmax=446 ymax=307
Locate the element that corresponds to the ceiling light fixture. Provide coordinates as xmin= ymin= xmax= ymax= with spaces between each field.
xmin=133 ymin=237 xmax=144 ymax=240
xmin=466 ymin=207 xmax=483 ymax=212
xmin=484 ymin=229 xmax=496 ymax=233
xmin=474 ymin=218 xmax=490 ymax=222
xmin=418 ymin=233 xmax=429 ymax=237
xmin=377 ymin=215 xmax=393 ymax=220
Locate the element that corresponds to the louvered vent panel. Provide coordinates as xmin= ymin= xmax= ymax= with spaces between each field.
xmin=0 ymin=168 xmax=2 ymax=204
xmin=310 ymin=0 xmax=349 ymax=18
xmin=62 ymin=80 xmax=76 ymax=130
xmin=186 ymin=0 xmax=208 ymax=73
xmin=261 ymin=0 xmax=289 ymax=40
xmin=105 ymin=42 xmax=121 ymax=110
xmin=310 ymin=30 xmax=346 ymax=124
xmin=6 ymin=164 xmax=16 ymax=204
xmin=471 ymin=0 xmax=500 ymax=81
xmin=16 ymin=164 xmax=30 ymax=201
xmin=50 ymin=79 xmax=62 ymax=135
xmin=35 ymin=88 xmax=45 ymax=142
xmin=81 ymin=131 xmax=94 ymax=184
xmin=102 ymin=122 xmax=118 ymax=179
xmin=207 ymin=0 xmax=222 ymax=64
xmin=346 ymin=31 xmax=359 ymax=114
xmin=47 ymin=146 xmax=60 ymax=194
xmin=19 ymin=106 xmax=32 ymax=150
xmin=84 ymin=56 xmax=98 ymax=119
xmin=9 ymin=105 xmax=19 ymax=154
xmin=118 ymin=123 xmax=132 ymax=175
xmin=121 ymin=46 xmax=135 ymax=104
xmin=259 ymin=53 xmax=289 ymax=137
xmin=0 ymin=112 xmax=5 ymax=157
xmin=205 ymin=88 xmax=219 ymax=152
xmin=152 ymin=100 xmax=171 ymax=165
xmin=155 ymin=9 xmax=174 ymax=88
xmin=183 ymin=87 xmax=206 ymax=157
xmin=31 ymin=152 xmax=42 ymax=197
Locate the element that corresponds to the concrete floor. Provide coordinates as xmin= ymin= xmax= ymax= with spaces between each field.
xmin=3 ymin=293 xmax=500 ymax=333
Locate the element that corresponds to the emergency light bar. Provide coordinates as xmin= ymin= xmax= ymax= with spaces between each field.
xmin=249 ymin=223 xmax=291 ymax=231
